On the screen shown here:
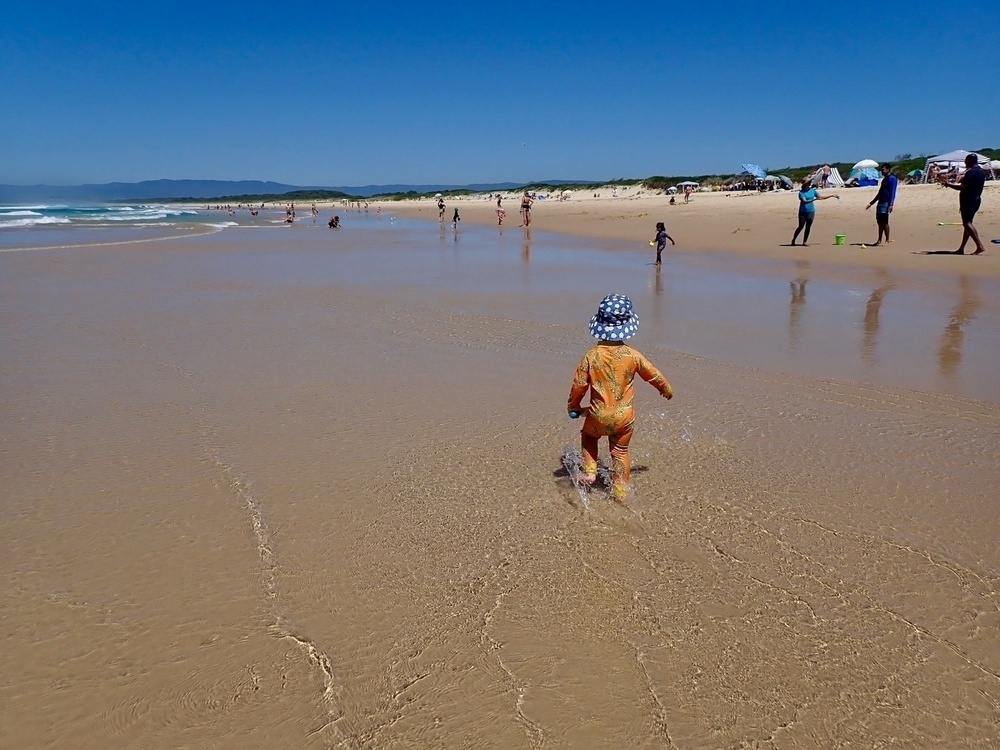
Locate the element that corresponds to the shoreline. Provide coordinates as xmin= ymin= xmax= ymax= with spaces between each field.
xmin=346 ymin=182 xmax=1000 ymax=279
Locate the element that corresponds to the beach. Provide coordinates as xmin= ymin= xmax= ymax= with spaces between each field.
xmin=382 ymin=181 xmax=1000 ymax=278
xmin=1 ymin=198 xmax=999 ymax=748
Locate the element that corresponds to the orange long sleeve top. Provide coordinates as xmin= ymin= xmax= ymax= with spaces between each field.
xmin=567 ymin=342 xmax=673 ymax=429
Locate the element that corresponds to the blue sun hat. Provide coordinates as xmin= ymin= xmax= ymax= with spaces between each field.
xmin=589 ymin=293 xmax=639 ymax=341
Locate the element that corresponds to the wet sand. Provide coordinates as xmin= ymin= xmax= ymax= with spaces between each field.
xmin=1 ymin=218 xmax=998 ymax=748
xmin=384 ymin=182 xmax=1000 ymax=279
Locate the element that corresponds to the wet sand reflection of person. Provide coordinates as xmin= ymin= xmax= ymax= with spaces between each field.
xmin=938 ymin=275 xmax=980 ymax=379
xmin=654 ymin=264 xmax=664 ymax=296
xmin=862 ymin=269 xmax=896 ymax=367
xmin=788 ymin=260 xmax=809 ymax=353
xmin=522 ymin=227 xmax=532 ymax=261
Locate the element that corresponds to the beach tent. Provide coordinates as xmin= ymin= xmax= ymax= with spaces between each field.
xmin=846 ymin=167 xmax=880 ymax=187
xmin=666 ymin=186 xmax=677 ymax=194
xmin=853 ymin=159 xmax=879 ymax=170
xmin=810 ymin=166 xmax=844 ymax=187
xmin=676 ymin=181 xmax=699 ymax=188
xmin=921 ymin=150 xmax=994 ymax=182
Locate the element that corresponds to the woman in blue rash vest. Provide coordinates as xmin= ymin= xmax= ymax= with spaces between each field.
xmin=791 ymin=178 xmax=838 ymax=247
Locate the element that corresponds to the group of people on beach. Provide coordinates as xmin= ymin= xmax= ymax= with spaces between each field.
xmin=442 ymin=191 xmax=535 ymax=228
xmin=790 ymin=154 xmax=987 ymax=254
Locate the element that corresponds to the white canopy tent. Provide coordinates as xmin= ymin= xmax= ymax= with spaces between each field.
xmin=853 ymin=159 xmax=879 ymax=170
xmin=922 ymin=150 xmax=996 ymax=182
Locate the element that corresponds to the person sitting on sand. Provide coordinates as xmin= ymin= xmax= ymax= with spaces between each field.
xmin=567 ymin=294 xmax=674 ymax=501
xmin=328 ymin=215 xmax=340 ymax=228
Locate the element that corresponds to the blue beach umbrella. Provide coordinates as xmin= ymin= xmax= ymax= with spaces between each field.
xmin=741 ymin=163 xmax=766 ymax=179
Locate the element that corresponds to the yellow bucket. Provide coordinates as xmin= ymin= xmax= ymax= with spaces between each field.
xmin=834 ymin=234 xmax=846 ymax=246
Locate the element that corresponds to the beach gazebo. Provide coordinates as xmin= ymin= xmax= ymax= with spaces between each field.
xmin=921 ymin=150 xmax=994 ymax=182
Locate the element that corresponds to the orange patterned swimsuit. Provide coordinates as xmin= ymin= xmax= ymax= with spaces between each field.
xmin=567 ymin=342 xmax=673 ymax=491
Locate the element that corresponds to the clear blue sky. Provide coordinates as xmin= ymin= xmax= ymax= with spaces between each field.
xmin=2 ymin=1 xmax=997 ymax=187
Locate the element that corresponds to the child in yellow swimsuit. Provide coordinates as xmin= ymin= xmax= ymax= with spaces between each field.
xmin=567 ymin=294 xmax=673 ymax=499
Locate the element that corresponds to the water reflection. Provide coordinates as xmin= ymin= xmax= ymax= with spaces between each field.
xmin=861 ymin=269 xmax=896 ymax=366
xmin=523 ymin=227 xmax=532 ymax=262
xmin=788 ymin=261 xmax=809 ymax=353
xmin=654 ymin=264 xmax=663 ymax=296
xmin=938 ymin=275 xmax=980 ymax=379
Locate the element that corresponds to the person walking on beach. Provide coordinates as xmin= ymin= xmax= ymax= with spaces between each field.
xmin=496 ymin=195 xmax=506 ymax=225
xmin=942 ymin=153 xmax=986 ymax=255
xmin=567 ymin=294 xmax=674 ymax=501
xmin=865 ymin=163 xmax=898 ymax=245
xmin=791 ymin=178 xmax=838 ymax=246
xmin=520 ymin=192 xmax=533 ymax=226
xmin=452 ymin=207 xmax=461 ymax=227
xmin=437 ymin=197 xmax=446 ymax=222
xmin=651 ymin=221 xmax=675 ymax=265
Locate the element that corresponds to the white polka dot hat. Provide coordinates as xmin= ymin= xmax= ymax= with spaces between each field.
xmin=588 ymin=293 xmax=639 ymax=341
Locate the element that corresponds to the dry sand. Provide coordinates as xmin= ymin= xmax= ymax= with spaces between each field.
xmin=381 ymin=182 xmax=1000 ymax=278
xmin=1 ymin=202 xmax=998 ymax=748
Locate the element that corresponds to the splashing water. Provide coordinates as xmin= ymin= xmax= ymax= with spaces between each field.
xmin=561 ymin=447 xmax=613 ymax=509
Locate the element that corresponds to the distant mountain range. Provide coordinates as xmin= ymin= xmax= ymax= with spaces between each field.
xmin=0 ymin=179 xmax=537 ymax=202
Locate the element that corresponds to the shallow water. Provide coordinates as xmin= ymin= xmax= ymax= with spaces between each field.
xmin=1 ymin=215 xmax=998 ymax=748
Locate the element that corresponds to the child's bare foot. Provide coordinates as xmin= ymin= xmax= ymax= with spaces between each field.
xmin=973 ymin=249 xmax=985 ymax=255
xmin=580 ymin=472 xmax=597 ymax=485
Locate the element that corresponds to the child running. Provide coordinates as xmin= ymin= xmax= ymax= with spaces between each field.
xmin=567 ymin=294 xmax=673 ymax=500
xmin=651 ymin=221 xmax=675 ymax=264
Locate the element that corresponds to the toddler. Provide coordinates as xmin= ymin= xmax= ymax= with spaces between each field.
xmin=568 ymin=294 xmax=673 ymax=500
